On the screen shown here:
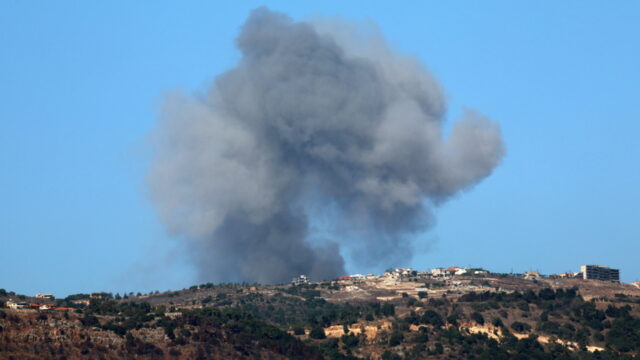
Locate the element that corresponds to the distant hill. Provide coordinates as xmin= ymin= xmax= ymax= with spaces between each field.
xmin=2 ymin=274 xmax=640 ymax=359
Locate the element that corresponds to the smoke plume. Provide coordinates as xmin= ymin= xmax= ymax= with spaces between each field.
xmin=148 ymin=8 xmax=504 ymax=284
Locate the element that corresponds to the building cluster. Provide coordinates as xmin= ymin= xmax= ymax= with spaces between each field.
xmin=521 ymin=265 xmax=621 ymax=283
xmin=5 ymin=297 xmax=74 ymax=312
xmin=291 ymin=264 xmax=625 ymax=287
xmin=543 ymin=265 xmax=621 ymax=283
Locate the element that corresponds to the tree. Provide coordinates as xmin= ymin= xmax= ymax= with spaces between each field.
xmin=309 ymin=326 xmax=326 ymax=339
xmin=511 ymin=322 xmax=531 ymax=332
xmin=471 ymin=312 xmax=485 ymax=325
xmin=381 ymin=303 xmax=395 ymax=317
xmin=422 ymin=310 xmax=444 ymax=327
xmin=388 ymin=331 xmax=404 ymax=346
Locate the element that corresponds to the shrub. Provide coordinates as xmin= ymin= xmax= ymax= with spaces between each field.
xmin=422 ymin=310 xmax=444 ymax=327
xmin=511 ymin=321 xmax=531 ymax=332
xmin=492 ymin=317 xmax=504 ymax=328
xmin=388 ymin=331 xmax=404 ymax=347
xmin=471 ymin=312 xmax=484 ymax=325
xmin=341 ymin=333 xmax=359 ymax=349
xmin=309 ymin=326 xmax=326 ymax=339
xmin=381 ymin=303 xmax=395 ymax=317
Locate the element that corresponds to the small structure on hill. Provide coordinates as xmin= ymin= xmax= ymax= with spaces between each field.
xmin=35 ymin=293 xmax=54 ymax=300
xmin=90 ymin=292 xmax=110 ymax=300
xmin=554 ymin=272 xmax=581 ymax=279
xmin=291 ymin=275 xmax=309 ymax=286
xmin=524 ymin=271 xmax=542 ymax=280
xmin=431 ymin=268 xmax=449 ymax=278
xmin=448 ymin=266 xmax=467 ymax=276
xmin=6 ymin=300 xmax=27 ymax=309
xmin=383 ymin=268 xmax=416 ymax=280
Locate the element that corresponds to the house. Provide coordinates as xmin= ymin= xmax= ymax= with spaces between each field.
xmin=524 ymin=271 xmax=542 ymax=280
xmin=90 ymin=292 xmax=110 ymax=300
xmin=71 ymin=299 xmax=91 ymax=306
xmin=6 ymin=301 xmax=27 ymax=309
xmin=431 ymin=268 xmax=449 ymax=278
xmin=631 ymin=281 xmax=640 ymax=289
xmin=387 ymin=268 xmax=416 ymax=280
xmin=398 ymin=268 xmax=416 ymax=278
xmin=383 ymin=268 xmax=416 ymax=280
xmin=39 ymin=304 xmax=51 ymax=311
xmin=53 ymin=307 xmax=76 ymax=312
xmin=291 ymin=275 xmax=309 ymax=286
xmin=555 ymin=272 xmax=581 ymax=279
xmin=35 ymin=293 xmax=54 ymax=300
xmin=447 ymin=266 xmax=467 ymax=276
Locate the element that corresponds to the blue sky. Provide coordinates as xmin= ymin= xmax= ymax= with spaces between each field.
xmin=1 ymin=1 xmax=639 ymax=296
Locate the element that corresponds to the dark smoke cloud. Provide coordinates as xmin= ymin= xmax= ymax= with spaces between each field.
xmin=148 ymin=8 xmax=504 ymax=284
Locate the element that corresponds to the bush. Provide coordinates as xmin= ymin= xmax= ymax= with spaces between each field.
xmin=381 ymin=350 xmax=402 ymax=360
xmin=471 ymin=312 xmax=484 ymax=325
xmin=309 ymin=326 xmax=326 ymax=339
xmin=341 ymin=333 xmax=359 ymax=349
xmin=81 ymin=313 xmax=100 ymax=327
xmin=517 ymin=302 xmax=530 ymax=312
xmin=491 ymin=317 xmax=504 ymax=328
xmin=421 ymin=310 xmax=444 ymax=327
xmin=388 ymin=331 xmax=404 ymax=346
xmin=511 ymin=321 xmax=531 ymax=332
xmin=381 ymin=303 xmax=395 ymax=317
xmin=447 ymin=314 xmax=459 ymax=327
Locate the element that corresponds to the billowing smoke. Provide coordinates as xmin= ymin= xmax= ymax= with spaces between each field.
xmin=148 ymin=8 xmax=504 ymax=284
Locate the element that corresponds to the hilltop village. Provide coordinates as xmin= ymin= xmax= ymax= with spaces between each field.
xmin=294 ymin=264 xmax=626 ymax=287
xmin=2 ymin=264 xmax=640 ymax=359
xmin=2 ymin=264 xmax=637 ymax=314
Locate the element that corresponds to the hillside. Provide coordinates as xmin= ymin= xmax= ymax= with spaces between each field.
xmin=2 ymin=273 xmax=640 ymax=359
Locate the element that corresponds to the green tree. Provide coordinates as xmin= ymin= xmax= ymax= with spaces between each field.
xmin=309 ymin=326 xmax=326 ymax=339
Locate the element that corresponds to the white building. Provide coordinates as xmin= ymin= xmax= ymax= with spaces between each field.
xmin=524 ymin=271 xmax=542 ymax=280
xmin=291 ymin=275 xmax=309 ymax=286
xmin=6 ymin=301 xmax=26 ymax=309
xmin=431 ymin=268 xmax=449 ymax=278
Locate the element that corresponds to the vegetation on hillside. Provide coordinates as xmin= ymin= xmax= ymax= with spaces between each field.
xmin=2 ymin=283 xmax=640 ymax=359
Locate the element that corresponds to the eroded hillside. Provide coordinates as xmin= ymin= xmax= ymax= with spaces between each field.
xmin=2 ymin=274 xmax=640 ymax=359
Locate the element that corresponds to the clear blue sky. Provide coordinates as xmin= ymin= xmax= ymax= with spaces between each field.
xmin=1 ymin=1 xmax=639 ymax=297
